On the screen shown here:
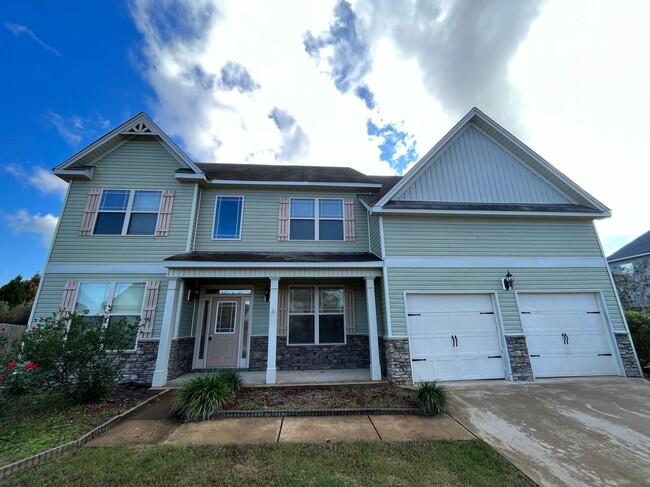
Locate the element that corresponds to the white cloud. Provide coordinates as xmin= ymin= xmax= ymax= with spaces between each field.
xmin=5 ymin=165 xmax=67 ymax=198
xmin=5 ymin=210 xmax=58 ymax=248
xmin=47 ymin=111 xmax=111 ymax=147
xmin=4 ymin=22 xmax=61 ymax=56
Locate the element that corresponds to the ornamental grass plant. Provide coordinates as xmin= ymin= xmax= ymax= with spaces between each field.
xmin=415 ymin=380 xmax=448 ymax=415
xmin=172 ymin=370 xmax=243 ymax=421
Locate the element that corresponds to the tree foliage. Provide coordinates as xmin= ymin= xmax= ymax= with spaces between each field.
xmin=626 ymin=310 xmax=650 ymax=367
xmin=613 ymin=260 xmax=650 ymax=311
xmin=0 ymin=273 xmax=40 ymax=325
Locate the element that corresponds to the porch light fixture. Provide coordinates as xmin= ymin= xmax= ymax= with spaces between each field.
xmin=264 ymin=287 xmax=271 ymax=302
xmin=502 ymin=271 xmax=514 ymax=291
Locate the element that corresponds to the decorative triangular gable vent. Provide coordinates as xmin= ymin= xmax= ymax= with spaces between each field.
xmin=123 ymin=121 xmax=153 ymax=134
xmin=394 ymin=125 xmax=574 ymax=205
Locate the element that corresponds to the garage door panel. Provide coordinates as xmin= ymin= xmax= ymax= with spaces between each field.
xmin=407 ymin=293 xmax=505 ymax=382
xmin=519 ymin=293 xmax=616 ymax=378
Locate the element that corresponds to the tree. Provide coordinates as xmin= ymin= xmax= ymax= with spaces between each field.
xmin=612 ymin=260 xmax=650 ymax=311
xmin=0 ymin=275 xmax=28 ymax=308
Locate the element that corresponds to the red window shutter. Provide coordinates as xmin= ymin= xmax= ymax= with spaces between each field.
xmin=277 ymin=285 xmax=288 ymax=336
xmin=79 ymin=188 xmax=101 ymax=235
xmin=278 ymin=197 xmax=289 ymax=241
xmin=155 ymin=190 xmax=175 ymax=237
xmin=345 ymin=285 xmax=356 ymax=334
xmin=139 ymin=281 xmax=160 ymax=338
xmin=58 ymin=281 xmax=79 ymax=318
xmin=344 ymin=198 xmax=356 ymax=242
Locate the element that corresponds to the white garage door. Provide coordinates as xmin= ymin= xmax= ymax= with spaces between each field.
xmin=519 ymin=293 xmax=617 ymax=378
xmin=407 ymin=294 xmax=506 ymax=382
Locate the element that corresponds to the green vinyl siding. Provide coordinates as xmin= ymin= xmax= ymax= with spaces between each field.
xmin=32 ymin=273 xmax=168 ymax=338
xmin=386 ymin=266 xmax=625 ymax=336
xmin=177 ymin=292 xmax=196 ymax=338
xmin=374 ymin=277 xmax=387 ymax=337
xmin=353 ymin=283 xmax=369 ymax=334
xmin=382 ymin=216 xmax=603 ymax=257
xmin=194 ymin=188 xmax=369 ymax=252
xmin=251 ymin=281 xmax=271 ymax=336
xmin=368 ymin=214 xmax=382 ymax=257
xmin=49 ymin=139 xmax=193 ymax=263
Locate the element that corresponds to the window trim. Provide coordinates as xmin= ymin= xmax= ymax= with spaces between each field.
xmin=287 ymin=285 xmax=346 ymax=346
xmin=288 ymin=198 xmax=344 ymax=241
xmin=93 ymin=189 xmax=163 ymax=236
xmin=73 ymin=281 xmax=146 ymax=351
xmin=211 ymin=195 xmax=245 ymax=241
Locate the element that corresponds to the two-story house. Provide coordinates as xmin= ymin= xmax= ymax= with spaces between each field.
xmin=29 ymin=108 xmax=642 ymax=387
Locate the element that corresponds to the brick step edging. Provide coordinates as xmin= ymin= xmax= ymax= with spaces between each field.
xmin=182 ymin=407 xmax=428 ymax=421
xmin=0 ymin=389 xmax=169 ymax=481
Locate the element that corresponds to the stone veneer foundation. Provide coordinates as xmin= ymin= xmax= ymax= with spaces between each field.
xmin=614 ymin=333 xmax=642 ymax=377
xmin=113 ymin=337 xmax=195 ymax=385
xmin=248 ymin=335 xmax=370 ymax=371
xmin=379 ymin=337 xmax=412 ymax=385
xmin=505 ymin=335 xmax=534 ymax=381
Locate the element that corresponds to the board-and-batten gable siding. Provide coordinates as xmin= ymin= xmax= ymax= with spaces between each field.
xmin=386 ymin=267 xmax=625 ymax=336
xmin=382 ymin=217 xmax=603 ymax=258
xmin=31 ymin=273 xmax=168 ymax=338
xmin=368 ymin=214 xmax=382 ymax=257
xmin=49 ymin=139 xmax=194 ymax=264
xmin=395 ymin=124 xmax=572 ymax=204
xmin=194 ymin=187 xmax=370 ymax=252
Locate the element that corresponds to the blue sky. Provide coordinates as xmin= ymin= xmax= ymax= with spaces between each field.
xmin=1 ymin=0 xmax=649 ymax=284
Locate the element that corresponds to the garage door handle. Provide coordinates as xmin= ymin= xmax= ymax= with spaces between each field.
xmin=451 ymin=335 xmax=458 ymax=347
xmin=412 ymin=358 xmax=426 ymax=362
xmin=562 ymin=333 xmax=568 ymax=344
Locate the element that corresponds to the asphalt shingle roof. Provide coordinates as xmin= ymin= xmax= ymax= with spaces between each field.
xmin=607 ymin=229 xmax=650 ymax=261
xmin=165 ymin=251 xmax=382 ymax=263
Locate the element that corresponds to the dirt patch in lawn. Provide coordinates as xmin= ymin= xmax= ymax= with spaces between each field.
xmin=223 ymin=384 xmax=417 ymax=410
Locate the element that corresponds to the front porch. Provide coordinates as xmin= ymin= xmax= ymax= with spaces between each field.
xmin=164 ymin=368 xmax=382 ymax=389
xmin=150 ymin=255 xmax=384 ymax=387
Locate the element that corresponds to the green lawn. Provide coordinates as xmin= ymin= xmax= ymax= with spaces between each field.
xmin=2 ymin=441 xmax=534 ymax=487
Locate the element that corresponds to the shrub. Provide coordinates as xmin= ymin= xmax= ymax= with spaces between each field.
xmin=173 ymin=370 xmax=242 ymax=420
xmin=415 ymin=380 xmax=448 ymax=415
xmin=3 ymin=311 xmax=139 ymax=403
xmin=626 ymin=310 xmax=650 ymax=367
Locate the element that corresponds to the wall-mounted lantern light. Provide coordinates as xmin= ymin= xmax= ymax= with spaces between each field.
xmin=264 ymin=287 xmax=271 ymax=302
xmin=502 ymin=271 xmax=514 ymax=291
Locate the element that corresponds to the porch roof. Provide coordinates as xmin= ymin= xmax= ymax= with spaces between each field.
xmin=165 ymin=251 xmax=382 ymax=265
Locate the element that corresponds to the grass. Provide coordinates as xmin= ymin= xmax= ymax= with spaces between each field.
xmin=0 ymin=387 xmax=153 ymax=467
xmin=173 ymin=371 xmax=243 ymax=420
xmin=415 ymin=381 xmax=448 ymax=415
xmin=1 ymin=441 xmax=534 ymax=487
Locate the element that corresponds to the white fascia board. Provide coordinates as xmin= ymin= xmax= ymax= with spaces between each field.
xmin=607 ymin=252 xmax=650 ymax=264
xmin=384 ymin=257 xmax=607 ymax=268
xmin=140 ymin=115 xmax=202 ymax=174
xmin=204 ymin=179 xmax=382 ymax=189
xmin=164 ymin=261 xmax=383 ymax=269
xmin=175 ymin=173 xmax=208 ymax=182
xmin=359 ymin=198 xmax=375 ymax=212
xmin=375 ymin=109 xmax=479 ymax=207
xmin=46 ymin=264 xmax=168 ymax=274
xmin=370 ymin=207 xmax=610 ymax=218
xmin=52 ymin=167 xmax=95 ymax=180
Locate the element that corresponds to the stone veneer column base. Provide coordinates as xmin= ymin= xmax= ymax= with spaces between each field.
xmin=614 ymin=333 xmax=642 ymax=377
xmin=112 ymin=337 xmax=196 ymax=385
xmin=248 ymin=335 xmax=370 ymax=371
xmin=379 ymin=337 xmax=412 ymax=385
xmin=505 ymin=335 xmax=534 ymax=381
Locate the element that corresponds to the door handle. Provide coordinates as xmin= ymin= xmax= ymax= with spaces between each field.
xmin=565 ymin=333 xmax=569 ymax=344
xmin=454 ymin=335 xmax=458 ymax=347
xmin=451 ymin=335 xmax=455 ymax=347
xmin=561 ymin=333 xmax=567 ymax=344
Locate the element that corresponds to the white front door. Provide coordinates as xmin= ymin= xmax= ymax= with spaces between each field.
xmin=205 ymin=297 xmax=241 ymax=368
xmin=407 ymin=294 xmax=506 ymax=382
xmin=519 ymin=293 xmax=617 ymax=378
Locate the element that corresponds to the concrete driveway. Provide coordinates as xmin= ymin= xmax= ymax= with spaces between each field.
xmin=447 ymin=377 xmax=650 ymax=487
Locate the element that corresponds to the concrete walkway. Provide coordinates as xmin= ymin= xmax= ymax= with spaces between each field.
xmin=86 ymin=392 xmax=474 ymax=446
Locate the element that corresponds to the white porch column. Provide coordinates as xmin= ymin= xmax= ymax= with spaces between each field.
xmin=152 ymin=278 xmax=180 ymax=387
xmin=266 ymin=278 xmax=280 ymax=384
xmin=365 ymin=277 xmax=382 ymax=381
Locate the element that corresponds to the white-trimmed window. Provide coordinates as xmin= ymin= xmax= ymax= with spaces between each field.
xmin=212 ymin=196 xmax=244 ymax=240
xmin=288 ymin=286 xmax=345 ymax=345
xmin=289 ymin=198 xmax=343 ymax=241
xmin=94 ymin=189 xmax=162 ymax=235
xmin=73 ymin=281 xmax=145 ymax=350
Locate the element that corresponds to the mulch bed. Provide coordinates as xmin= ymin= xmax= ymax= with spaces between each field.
xmin=223 ymin=384 xmax=417 ymax=411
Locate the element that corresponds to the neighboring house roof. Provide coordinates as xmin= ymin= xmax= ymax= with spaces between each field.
xmin=165 ymin=251 xmax=383 ymax=265
xmin=608 ymin=229 xmax=650 ymax=262
xmin=194 ymin=163 xmax=380 ymax=186
xmin=372 ymin=107 xmax=611 ymax=217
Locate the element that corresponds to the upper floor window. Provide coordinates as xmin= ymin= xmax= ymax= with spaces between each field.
xmin=73 ymin=281 xmax=146 ymax=350
xmin=213 ymin=196 xmax=244 ymax=240
xmin=289 ymin=198 xmax=343 ymax=241
xmin=94 ymin=190 xmax=162 ymax=236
